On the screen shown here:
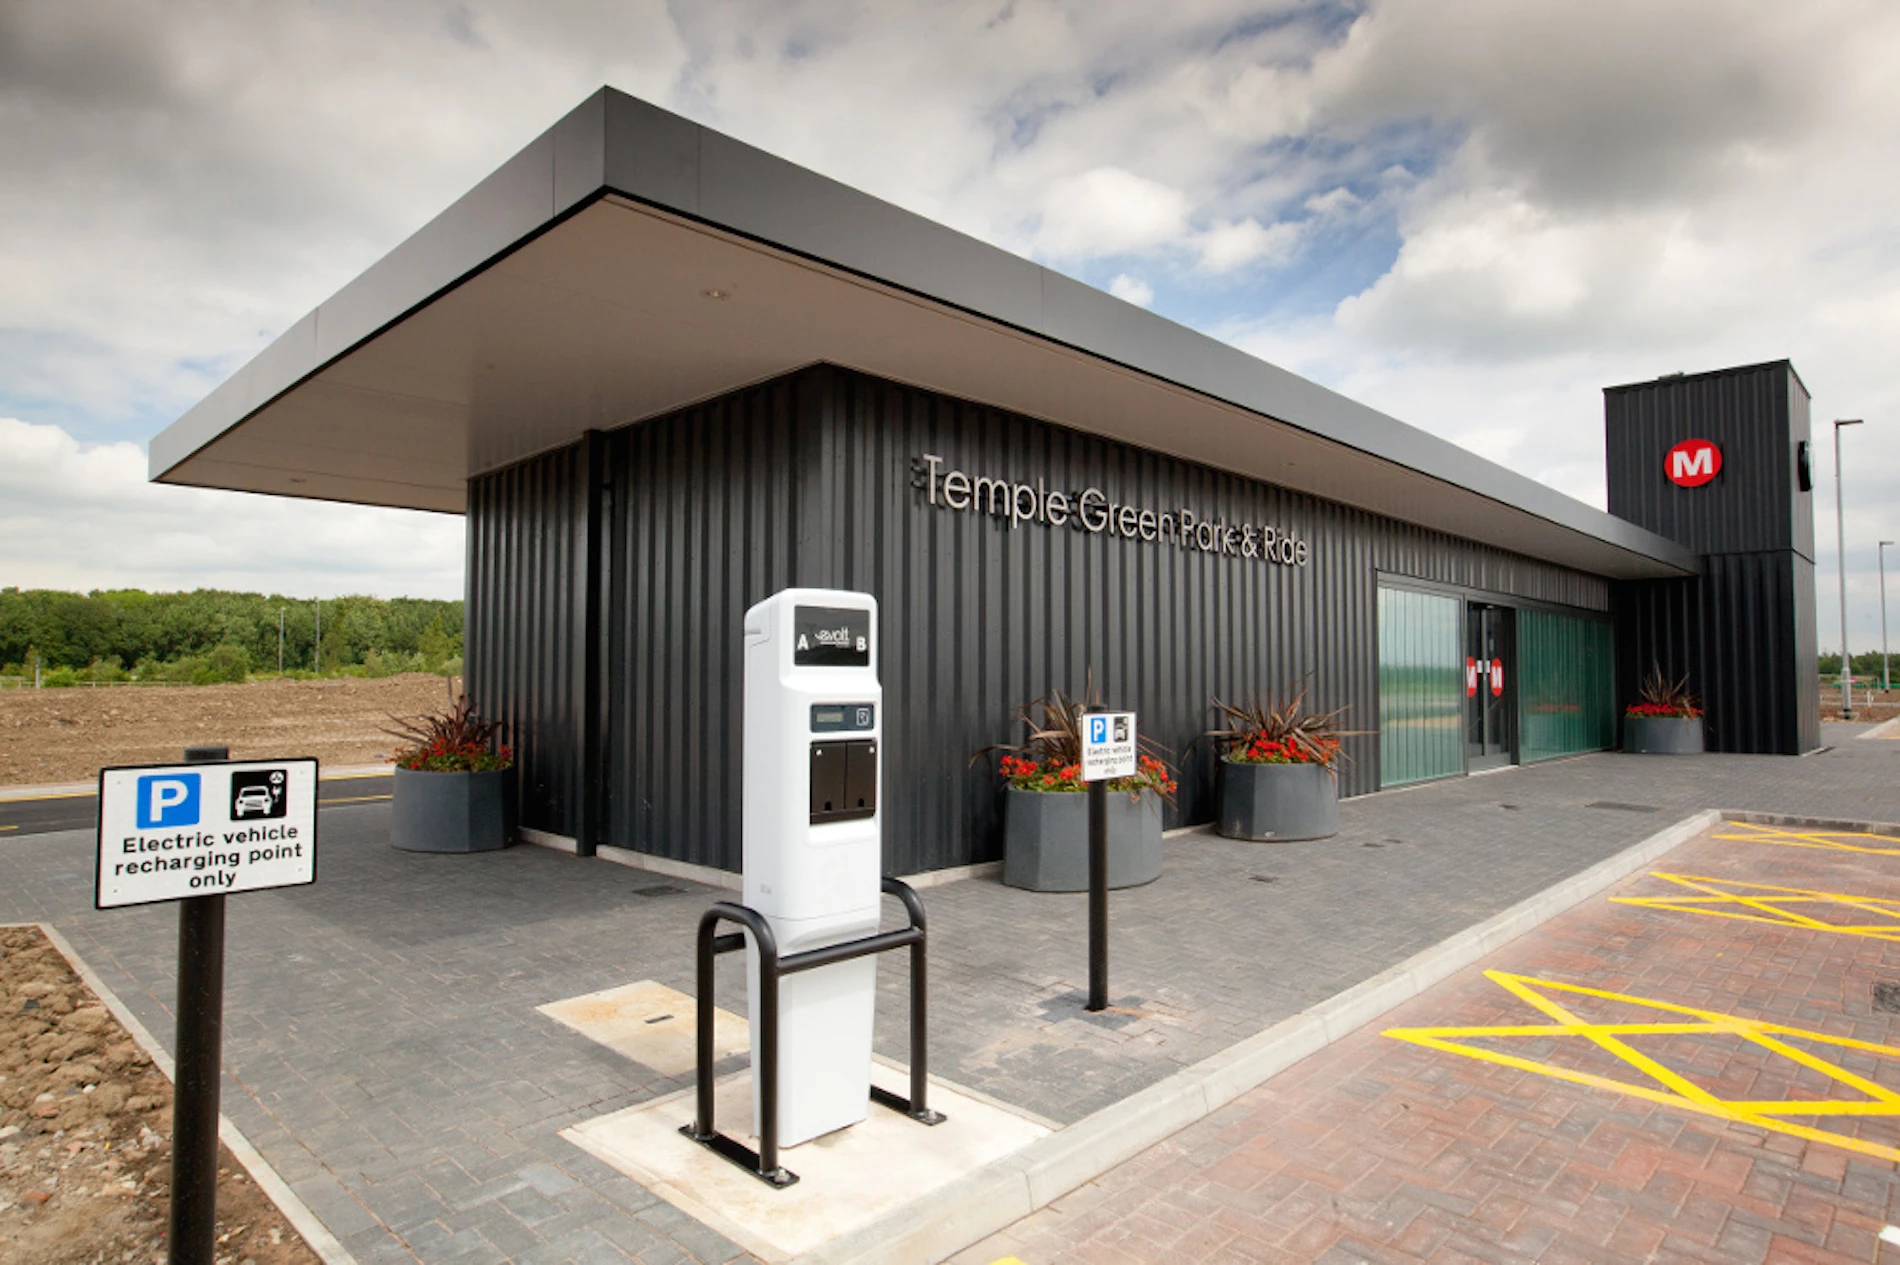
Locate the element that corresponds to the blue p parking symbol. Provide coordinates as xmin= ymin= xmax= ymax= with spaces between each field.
xmin=1088 ymin=716 xmax=1109 ymax=745
xmin=137 ymin=773 xmax=201 ymax=828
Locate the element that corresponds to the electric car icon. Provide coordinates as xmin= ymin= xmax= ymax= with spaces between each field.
xmin=232 ymin=786 xmax=276 ymax=818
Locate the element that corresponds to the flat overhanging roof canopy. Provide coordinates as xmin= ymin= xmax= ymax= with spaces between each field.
xmin=152 ymin=89 xmax=1697 ymax=582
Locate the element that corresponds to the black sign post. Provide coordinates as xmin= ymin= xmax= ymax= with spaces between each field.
xmin=1086 ymin=707 xmax=1109 ymax=1013
xmin=172 ymin=743 xmax=228 ymax=1265
xmin=95 ymin=746 xmax=317 ymax=1265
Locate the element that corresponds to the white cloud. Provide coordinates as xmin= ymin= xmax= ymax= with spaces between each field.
xmin=1108 ymin=274 xmax=1154 ymax=307
xmin=0 ymin=418 xmax=463 ymax=598
xmin=1196 ymin=218 xmax=1302 ymax=273
xmin=1034 ymin=166 xmax=1193 ymax=260
xmin=4 ymin=0 xmax=1900 ymax=654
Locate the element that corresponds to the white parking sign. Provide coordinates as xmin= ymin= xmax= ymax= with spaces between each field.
xmin=96 ymin=758 xmax=318 ymax=909
xmin=1080 ymin=712 xmax=1137 ymax=781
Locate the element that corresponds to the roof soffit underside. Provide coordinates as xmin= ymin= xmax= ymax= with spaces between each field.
xmin=155 ymin=196 xmax=1693 ymax=578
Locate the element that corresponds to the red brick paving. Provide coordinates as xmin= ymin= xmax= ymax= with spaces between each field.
xmin=957 ymin=825 xmax=1900 ymax=1263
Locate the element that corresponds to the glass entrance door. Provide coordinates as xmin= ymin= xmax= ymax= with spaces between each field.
xmin=1466 ymin=604 xmax=1515 ymax=771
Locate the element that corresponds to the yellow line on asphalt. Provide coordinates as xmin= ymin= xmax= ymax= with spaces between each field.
xmin=321 ymin=794 xmax=393 ymax=805
xmin=0 ymin=769 xmax=392 ymax=804
xmin=1386 ymin=970 xmax=1900 ymax=1165
xmin=0 ymin=824 xmax=15 ymax=831
xmin=1615 ymin=872 xmax=1900 ymax=940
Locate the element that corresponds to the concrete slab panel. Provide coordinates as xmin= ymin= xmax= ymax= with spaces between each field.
xmin=538 ymin=979 xmax=747 ymax=1078
xmin=561 ymin=1063 xmax=1047 ymax=1262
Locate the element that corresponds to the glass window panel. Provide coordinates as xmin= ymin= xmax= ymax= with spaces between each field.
xmin=1378 ymin=586 xmax=1463 ymax=787
xmin=1518 ymin=608 xmax=1615 ymax=762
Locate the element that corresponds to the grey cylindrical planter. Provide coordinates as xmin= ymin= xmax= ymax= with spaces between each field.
xmin=1002 ymin=787 xmax=1162 ymax=892
xmin=1623 ymin=716 xmax=1705 ymax=754
xmin=1218 ymin=759 xmax=1339 ymax=841
xmin=391 ymin=766 xmax=517 ymax=852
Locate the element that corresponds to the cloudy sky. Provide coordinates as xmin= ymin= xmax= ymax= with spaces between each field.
xmin=4 ymin=0 xmax=1899 ymax=649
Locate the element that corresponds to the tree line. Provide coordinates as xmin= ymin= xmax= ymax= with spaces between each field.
xmin=1821 ymin=651 xmax=1896 ymax=681
xmin=0 ymin=588 xmax=463 ymax=685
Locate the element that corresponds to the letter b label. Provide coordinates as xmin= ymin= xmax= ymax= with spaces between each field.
xmin=137 ymin=773 xmax=201 ymax=828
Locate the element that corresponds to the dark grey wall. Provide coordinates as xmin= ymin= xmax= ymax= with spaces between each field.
xmin=1614 ymin=552 xmax=1821 ymax=756
xmin=466 ymin=443 xmax=593 ymax=835
xmin=468 ymin=364 xmax=1612 ymax=873
xmin=1606 ymin=360 xmax=1814 ymax=560
xmin=1604 ymin=361 xmax=1819 ymax=754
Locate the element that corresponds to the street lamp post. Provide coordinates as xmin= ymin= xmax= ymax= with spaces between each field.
xmin=1882 ymin=540 xmax=1895 ymax=696
xmin=1836 ymin=419 xmax=1863 ymax=720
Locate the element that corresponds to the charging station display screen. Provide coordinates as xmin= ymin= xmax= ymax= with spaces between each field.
xmin=793 ymin=606 xmax=870 ymax=667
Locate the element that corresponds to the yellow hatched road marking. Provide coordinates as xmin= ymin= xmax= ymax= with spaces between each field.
xmin=1614 ymin=872 xmax=1900 ymax=941
xmin=1385 ymin=971 xmax=1900 ymax=1164
xmin=1714 ymin=820 xmax=1900 ymax=856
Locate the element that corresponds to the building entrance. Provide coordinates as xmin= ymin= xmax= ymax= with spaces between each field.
xmin=1466 ymin=603 xmax=1516 ymax=772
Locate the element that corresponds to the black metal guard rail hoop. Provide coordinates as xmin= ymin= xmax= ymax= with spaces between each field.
xmin=681 ymin=876 xmax=944 ymax=1188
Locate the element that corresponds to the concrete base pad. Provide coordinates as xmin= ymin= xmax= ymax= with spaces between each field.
xmin=562 ymin=1062 xmax=1048 ymax=1262
xmin=537 ymin=979 xmax=747 ymax=1078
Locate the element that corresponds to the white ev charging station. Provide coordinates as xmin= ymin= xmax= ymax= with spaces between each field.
xmin=742 ymin=588 xmax=882 ymax=1146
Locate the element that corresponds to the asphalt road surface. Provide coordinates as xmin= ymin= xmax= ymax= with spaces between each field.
xmin=0 ymin=772 xmax=394 ymax=838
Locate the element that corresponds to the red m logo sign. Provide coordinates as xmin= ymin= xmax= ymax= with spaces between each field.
xmin=1665 ymin=439 xmax=1722 ymax=487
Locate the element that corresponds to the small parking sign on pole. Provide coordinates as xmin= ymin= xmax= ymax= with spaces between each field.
xmin=1080 ymin=711 xmax=1136 ymax=781
xmin=97 ymin=751 xmax=318 ymax=1265
xmin=1080 ymin=709 xmax=1136 ymax=1012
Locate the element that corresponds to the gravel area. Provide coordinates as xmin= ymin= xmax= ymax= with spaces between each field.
xmin=0 ymin=925 xmax=320 ymax=1264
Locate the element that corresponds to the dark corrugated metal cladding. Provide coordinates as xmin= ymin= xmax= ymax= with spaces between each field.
xmin=1605 ymin=362 xmax=1809 ymax=559
xmin=1604 ymin=361 xmax=1820 ymax=755
xmin=465 ymin=444 xmax=589 ymax=837
xmin=1615 ymin=551 xmax=1817 ymax=755
xmin=469 ymin=363 xmax=1615 ymax=873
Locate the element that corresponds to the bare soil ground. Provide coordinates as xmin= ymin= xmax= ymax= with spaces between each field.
xmin=0 ymin=675 xmax=454 ymax=787
xmin=0 ymin=925 xmax=320 ymax=1265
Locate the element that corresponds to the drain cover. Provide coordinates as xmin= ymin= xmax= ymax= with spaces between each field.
xmin=1585 ymin=801 xmax=1662 ymax=813
xmin=1249 ymin=875 xmax=1278 ymax=884
xmin=633 ymin=884 xmax=686 ymax=898
xmin=1875 ymin=982 xmax=1900 ymax=1014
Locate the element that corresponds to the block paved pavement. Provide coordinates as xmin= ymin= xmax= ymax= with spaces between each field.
xmin=0 ymin=730 xmax=1894 ymax=1262
xmin=957 ymin=813 xmax=1900 ymax=1264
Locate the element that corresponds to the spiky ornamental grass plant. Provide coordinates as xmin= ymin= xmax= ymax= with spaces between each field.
xmin=1206 ymin=685 xmax=1361 ymax=769
xmin=1627 ymin=665 xmax=1703 ymax=719
xmin=383 ymin=679 xmax=514 ymax=772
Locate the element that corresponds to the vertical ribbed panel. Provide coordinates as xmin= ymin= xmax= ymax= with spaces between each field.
xmin=1517 ymin=609 xmax=1615 ymax=762
xmin=1603 ymin=361 xmax=1820 ymax=755
xmin=1606 ymin=362 xmax=1811 ymax=558
xmin=465 ymin=444 xmax=588 ymax=837
xmin=599 ymin=374 xmax=802 ymax=867
xmin=1376 ymin=587 xmax=1463 ymax=787
xmin=470 ymin=364 xmax=1617 ymax=873
xmin=1616 ymin=550 xmax=1815 ymax=755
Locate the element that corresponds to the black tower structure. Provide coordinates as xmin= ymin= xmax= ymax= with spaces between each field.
xmin=1605 ymin=361 xmax=1821 ymax=754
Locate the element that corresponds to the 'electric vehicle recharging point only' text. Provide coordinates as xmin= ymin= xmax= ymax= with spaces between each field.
xmin=742 ymin=588 xmax=881 ymax=1146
